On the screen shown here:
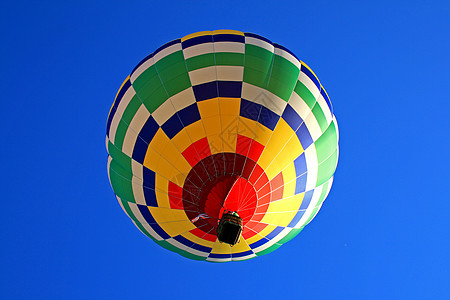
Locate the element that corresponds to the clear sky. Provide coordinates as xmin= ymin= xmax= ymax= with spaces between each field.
xmin=1 ymin=1 xmax=449 ymax=299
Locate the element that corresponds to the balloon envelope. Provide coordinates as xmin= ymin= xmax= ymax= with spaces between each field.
xmin=106 ymin=30 xmax=339 ymax=262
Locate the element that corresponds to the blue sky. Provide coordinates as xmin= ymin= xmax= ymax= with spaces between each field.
xmin=1 ymin=1 xmax=449 ymax=299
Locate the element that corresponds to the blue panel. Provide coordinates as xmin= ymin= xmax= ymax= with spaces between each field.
xmin=161 ymin=114 xmax=184 ymax=139
xmin=138 ymin=116 xmax=159 ymax=143
xmin=266 ymin=226 xmax=284 ymax=240
xmin=192 ymin=81 xmax=218 ymax=101
xmin=282 ymin=104 xmax=303 ymax=131
xmin=296 ymin=123 xmax=313 ymax=149
xmin=213 ymin=34 xmax=245 ymax=43
xmin=244 ymin=32 xmax=272 ymax=45
xmin=173 ymin=235 xmax=212 ymax=253
xmin=143 ymin=166 xmax=155 ymax=189
xmin=295 ymin=173 xmax=307 ymax=194
xmin=273 ymin=43 xmax=299 ymax=61
xmin=301 ymin=64 xmax=321 ymax=92
xmin=232 ymin=250 xmax=254 ymax=258
xmin=300 ymin=190 xmax=314 ymax=210
xmin=259 ymin=106 xmax=280 ymax=130
xmin=178 ymin=103 xmax=201 ymax=127
xmin=132 ymin=137 xmax=148 ymax=165
xmin=208 ymin=253 xmax=231 ymax=259
xmin=143 ymin=186 xmax=158 ymax=207
xmin=249 ymin=237 xmax=270 ymax=249
xmin=137 ymin=204 xmax=171 ymax=239
xmin=287 ymin=210 xmax=305 ymax=227
xmin=182 ymin=35 xmax=213 ymax=49
xmin=240 ymin=98 xmax=262 ymax=122
xmin=217 ymin=81 xmax=242 ymax=98
xmin=106 ymin=79 xmax=131 ymax=137
xmin=320 ymin=88 xmax=333 ymax=115
xmin=294 ymin=153 xmax=307 ymax=176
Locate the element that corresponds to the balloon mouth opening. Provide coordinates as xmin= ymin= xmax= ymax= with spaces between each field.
xmin=182 ymin=153 xmax=258 ymax=235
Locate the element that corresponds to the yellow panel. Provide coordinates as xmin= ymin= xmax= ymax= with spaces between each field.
xmin=149 ymin=207 xmax=195 ymax=237
xmin=179 ymin=231 xmax=216 ymax=248
xmin=203 ymin=116 xmax=224 ymax=154
xmin=210 ymin=240 xmax=232 ymax=255
xmin=198 ymin=98 xmax=219 ymax=118
xmin=221 ymin=115 xmax=238 ymax=152
xmin=219 ymin=97 xmax=240 ymax=116
xmin=182 ymin=31 xmax=213 ymax=42
xmin=281 ymin=163 xmax=297 ymax=198
xmin=230 ymin=235 xmax=253 ymax=254
xmin=149 ymin=128 xmax=170 ymax=154
xmin=149 ymin=206 xmax=189 ymax=222
xmin=238 ymin=117 xmax=272 ymax=146
xmin=154 ymin=175 xmax=171 ymax=208
xmin=213 ymin=29 xmax=244 ymax=36
xmin=184 ymin=120 xmax=207 ymax=142
xmin=244 ymin=224 xmax=278 ymax=245
xmin=143 ymin=145 xmax=161 ymax=172
xmin=258 ymin=119 xmax=303 ymax=179
xmin=171 ymin=129 xmax=191 ymax=152
xmin=260 ymin=211 xmax=298 ymax=227
xmin=154 ymin=156 xmax=177 ymax=182
xmin=267 ymin=194 xmax=303 ymax=213
xmin=168 ymin=156 xmax=189 ymax=186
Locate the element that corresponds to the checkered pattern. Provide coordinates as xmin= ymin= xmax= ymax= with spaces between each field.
xmin=106 ymin=30 xmax=339 ymax=262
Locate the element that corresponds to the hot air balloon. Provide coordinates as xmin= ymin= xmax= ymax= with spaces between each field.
xmin=106 ymin=30 xmax=339 ymax=262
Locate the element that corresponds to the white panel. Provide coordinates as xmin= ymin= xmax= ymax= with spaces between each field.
xmin=241 ymin=83 xmax=287 ymax=115
xmin=153 ymin=43 xmax=182 ymax=63
xmin=171 ymin=87 xmax=196 ymax=111
xmin=109 ymin=86 xmax=136 ymax=144
xmin=188 ymin=66 xmax=217 ymax=86
xmin=304 ymin=144 xmax=318 ymax=191
xmin=216 ymin=66 xmax=243 ymax=82
xmin=183 ymin=43 xmax=214 ymax=59
xmin=274 ymin=47 xmax=300 ymax=69
xmin=152 ymin=97 xmax=176 ymax=126
xmin=214 ymin=41 xmax=245 ymax=53
xmin=245 ymin=37 xmax=274 ymax=52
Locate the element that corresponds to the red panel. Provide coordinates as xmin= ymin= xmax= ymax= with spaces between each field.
xmin=269 ymin=172 xmax=284 ymax=202
xmin=248 ymin=164 xmax=264 ymax=185
xmin=189 ymin=227 xmax=217 ymax=242
xmin=236 ymin=135 xmax=264 ymax=162
xmin=168 ymin=181 xmax=184 ymax=210
xmin=182 ymin=137 xmax=211 ymax=167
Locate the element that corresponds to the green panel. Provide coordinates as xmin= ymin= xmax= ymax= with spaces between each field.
xmin=109 ymin=159 xmax=135 ymax=203
xmin=155 ymin=240 xmax=207 ymax=261
xmin=305 ymin=182 xmax=330 ymax=224
xmin=156 ymin=51 xmax=191 ymax=96
xmin=186 ymin=53 xmax=215 ymax=71
xmin=312 ymin=103 xmax=328 ymax=132
xmin=215 ymin=52 xmax=244 ymax=66
xmin=121 ymin=95 xmax=142 ymax=124
xmin=141 ymin=86 xmax=169 ymax=114
xmin=243 ymin=44 xmax=274 ymax=88
xmin=163 ymin=72 xmax=191 ymax=97
xmin=294 ymin=81 xmax=316 ymax=108
xmin=278 ymin=227 xmax=303 ymax=244
xmin=114 ymin=96 xmax=142 ymax=150
xmin=267 ymin=55 xmax=300 ymax=101
xmin=132 ymin=65 xmax=161 ymax=93
xmin=317 ymin=150 xmax=338 ymax=186
xmin=113 ymin=122 xmax=128 ymax=150
xmin=108 ymin=141 xmax=131 ymax=170
xmin=315 ymin=121 xmax=338 ymax=164
xmin=255 ymin=242 xmax=282 ymax=257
